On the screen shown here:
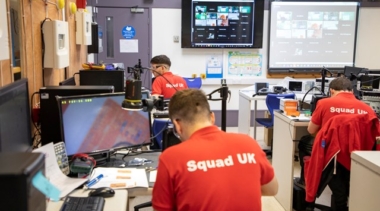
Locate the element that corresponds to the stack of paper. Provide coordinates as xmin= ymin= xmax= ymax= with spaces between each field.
xmin=33 ymin=143 xmax=87 ymax=199
xmin=88 ymin=167 xmax=149 ymax=189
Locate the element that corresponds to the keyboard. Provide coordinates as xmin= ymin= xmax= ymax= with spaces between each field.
xmin=60 ymin=196 xmax=105 ymax=211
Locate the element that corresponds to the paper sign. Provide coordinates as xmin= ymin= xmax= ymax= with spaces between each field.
xmin=32 ymin=171 xmax=61 ymax=201
xmin=120 ymin=39 xmax=138 ymax=53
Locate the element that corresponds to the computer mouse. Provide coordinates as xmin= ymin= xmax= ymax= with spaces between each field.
xmin=88 ymin=187 xmax=115 ymax=198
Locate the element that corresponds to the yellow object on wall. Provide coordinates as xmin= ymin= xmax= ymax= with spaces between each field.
xmin=57 ymin=0 xmax=65 ymax=10
xmin=70 ymin=2 xmax=77 ymax=15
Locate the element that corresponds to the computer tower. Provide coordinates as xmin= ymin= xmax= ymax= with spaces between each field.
xmin=39 ymin=86 xmax=114 ymax=146
xmin=79 ymin=70 xmax=125 ymax=92
xmin=0 ymin=152 xmax=45 ymax=211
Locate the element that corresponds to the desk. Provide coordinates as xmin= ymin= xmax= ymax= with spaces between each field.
xmin=349 ymin=151 xmax=380 ymax=210
xmin=46 ymin=189 xmax=128 ymax=211
xmin=238 ymin=88 xmax=311 ymax=139
xmin=272 ymin=111 xmax=310 ymax=211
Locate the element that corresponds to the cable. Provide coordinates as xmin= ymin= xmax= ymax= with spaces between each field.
xmin=150 ymin=67 xmax=179 ymax=92
xmin=300 ymin=86 xmax=323 ymax=111
xmin=40 ymin=18 xmax=52 ymax=87
xmin=30 ymin=92 xmax=41 ymax=135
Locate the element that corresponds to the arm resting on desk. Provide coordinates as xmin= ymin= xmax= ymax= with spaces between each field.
xmin=261 ymin=176 xmax=279 ymax=196
xmin=307 ymin=121 xmax=320 ymax=135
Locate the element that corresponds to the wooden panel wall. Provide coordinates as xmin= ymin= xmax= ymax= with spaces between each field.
xmin=0 ymin=59 xmax=12 ymax=86
xmin=19 ymin=0 xmax=87 ymax=98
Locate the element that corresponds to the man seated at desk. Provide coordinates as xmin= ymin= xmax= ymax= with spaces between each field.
xmin=295 ymin=77 xmax=376 ymax=210
xmin=150 ymin=55 xmax=188 ymax=99
xmin=152 ymin=89 xmax=278 ymax=211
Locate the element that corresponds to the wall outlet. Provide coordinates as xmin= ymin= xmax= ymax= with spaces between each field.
xmin=173 ymin=36 xmax=179 ymax=43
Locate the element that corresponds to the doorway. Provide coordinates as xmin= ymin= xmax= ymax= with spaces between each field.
xmin=96 ymin=7 xmax=151 ymax=90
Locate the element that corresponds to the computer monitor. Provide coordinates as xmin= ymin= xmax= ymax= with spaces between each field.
xmin=0 ymin=78 xmax=32 ymax=152
xmin=288 ymin=81 xmax=303 ymax=92
xmin=79 ymin=70 xmax=125 ymax=92
xmin=56 ymin=93 xmax=152 ymax=156
xmin=39 ymin=86 xmax=115 ymax=146
xmin=343 ymin=66 xmax=364 ymax=79
xmin=59 ymin=77 xmax=76 ymax=86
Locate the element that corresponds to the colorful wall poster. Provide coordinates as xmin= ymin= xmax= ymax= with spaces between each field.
xmin=228 ymin=51 xmax=262 ymax=77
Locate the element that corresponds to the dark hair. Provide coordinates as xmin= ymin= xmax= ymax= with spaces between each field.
xmin=169 ymin=89 xmax=211 ymax=123
xmin=329 ymin=77 xmax=353 ymax=91
xmin=150 ymin=55 xmax=171 ymax=67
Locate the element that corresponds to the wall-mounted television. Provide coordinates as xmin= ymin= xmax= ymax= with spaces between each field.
xmin=268 ymin=1 xmax=360 ymax=73
xmin=181 ymin=0 xmax=265 ymax=48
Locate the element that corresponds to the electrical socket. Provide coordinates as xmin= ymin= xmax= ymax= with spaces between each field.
xmin=173 ymin=36 xmax=179 ymax=43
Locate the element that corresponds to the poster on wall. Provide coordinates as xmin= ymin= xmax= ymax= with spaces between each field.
xmin=205 ymin=54 xmax=223 ymax=78
xmin=227 ymin=51 xmax=262 ymax=77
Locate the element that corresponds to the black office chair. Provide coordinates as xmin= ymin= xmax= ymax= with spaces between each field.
xmin=134 ymin=201 xmax=152 ymax=211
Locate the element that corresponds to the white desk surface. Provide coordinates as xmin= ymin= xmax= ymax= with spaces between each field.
xmin=239 ymin=89 xmax=312 ymax=102
xmin=46 ymin=189 xmax=128 ymax=211
xmin=351 ymin=151 xmax=380 ymax=175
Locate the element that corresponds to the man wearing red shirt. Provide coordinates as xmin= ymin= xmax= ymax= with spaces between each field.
xmin=296 ymin=77 xmax=376 ymax=210
xmin=150 ymin=55 xmax=188 ymax=99
xmin=152 ymin=89 xmax=278 ymax=211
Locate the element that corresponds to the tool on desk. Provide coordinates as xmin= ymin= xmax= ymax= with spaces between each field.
xmin=84 ymin=174 xmax=104 ymax=190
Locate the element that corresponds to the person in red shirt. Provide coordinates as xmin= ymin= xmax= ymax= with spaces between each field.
xmin=152 ymin=89 xmax=278 ymax=211
xmin=150 ymin=55 xmax=188 ymax=99
xmin=295 ymin=77 xmax=376 ymax=210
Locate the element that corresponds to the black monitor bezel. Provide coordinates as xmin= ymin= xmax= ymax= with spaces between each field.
xmin=181 ymin=0 xmax=265 ymax=49
xmin=56 ymin=92 xmax=153 ymax=156
xmin=0 ymin=78 xmax=32 ymax=152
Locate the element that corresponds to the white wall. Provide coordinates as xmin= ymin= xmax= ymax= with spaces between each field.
xmin=151 ymin=7 xmax=380 ymax=110
xmin=355 ymin=7 xmax=380 ymax=69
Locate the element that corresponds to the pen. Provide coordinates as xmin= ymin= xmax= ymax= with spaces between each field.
xmin=84 ymin=174 xmax=104 ymax=190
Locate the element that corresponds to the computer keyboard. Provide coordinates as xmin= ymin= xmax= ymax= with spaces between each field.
xmin=60 ymin=196 xmax=105 ymax=211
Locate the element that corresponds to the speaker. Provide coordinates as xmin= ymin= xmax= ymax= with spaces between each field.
xmin=87 ymin=23 xmax=103 ymax=54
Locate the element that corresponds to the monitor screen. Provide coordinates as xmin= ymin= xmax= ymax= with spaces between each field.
xmin=181 ymin=0 xmax=265 ymax=48
xmin=39 ymin=86 xmax=115 ymax=146
xmin=343 ymin=66 xmax=364 ymax=78
xmin=268 ymin=1 xmax=359 ymax=73
xmin=79 ymin=70 xmax=125 ymax=92
xmin=57 ymin=93 xmax=152 ymax=156
xmin=0 ymin=78 xmax=32 ymax=152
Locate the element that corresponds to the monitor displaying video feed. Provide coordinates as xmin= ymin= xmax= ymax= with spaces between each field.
xmin=268 ymin=1 xmax=359 ymax=73
xmin=57 ymin=93 xmax=152 ymax=156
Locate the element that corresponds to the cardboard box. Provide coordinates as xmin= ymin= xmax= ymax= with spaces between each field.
xmin=264 ymin=111 xmax=273 ymax=146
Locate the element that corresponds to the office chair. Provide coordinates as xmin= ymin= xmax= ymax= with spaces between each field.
xmin=255 ymin=93 xmax=295 ymax=156
xmin=134 ymin=201 xmax=152 ymax=211
xmin=298 ymin=114 xmax=380 ymax=211
xmin=183 ymin=77 xmax=202 ymax=89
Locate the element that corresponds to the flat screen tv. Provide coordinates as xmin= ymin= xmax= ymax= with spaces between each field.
xmin=56 ymin=93 xmax=152 ymax=156
xmin=0 ymin=78 xmax=32 ymax=152
xmin=268 ymin=1 xmax=360 ymax=73
xmin=181 ymin=0 xmax=265 ymax=48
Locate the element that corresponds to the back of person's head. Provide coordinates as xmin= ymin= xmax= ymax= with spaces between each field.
xmin=329 ymin=77 xmax=353 ymax=91
xmin=169 ymin=89 xmax=211 ymax=124
xmin=150 ymin=55 xmax=171 ymax=67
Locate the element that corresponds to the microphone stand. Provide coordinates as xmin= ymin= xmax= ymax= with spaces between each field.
xmin=320 ymin=67 xmax=333 ymax=96
xmin=207 ymin=79 xmax=230 ymax=132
